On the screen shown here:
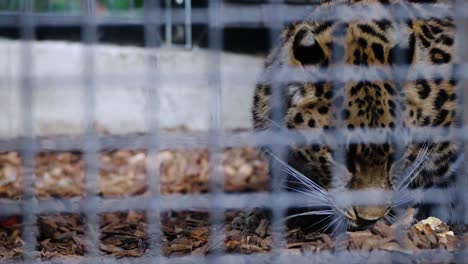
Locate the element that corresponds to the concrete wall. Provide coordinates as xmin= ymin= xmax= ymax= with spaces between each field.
xmin=0 ymin=39 xmax=264 ymax=138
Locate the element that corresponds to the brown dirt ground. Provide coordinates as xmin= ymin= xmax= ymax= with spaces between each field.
xmin=0 ymin=148 xmax=466 ymax=261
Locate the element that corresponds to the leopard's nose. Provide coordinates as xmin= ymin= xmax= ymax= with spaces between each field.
xmin=345 ymin=205 xmax=389 ymax=225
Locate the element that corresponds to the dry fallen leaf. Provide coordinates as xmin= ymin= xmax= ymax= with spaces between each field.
xmin=223 ymin=148 xmax=269 ymax=193
xmin=0 ymin=215 xmax=23 ymax=260
xmin=99 ymin=150 xmax=147 ymax=197
xmin=158 ymin=147 xmax=269 ymax=194
xmin=35 ymin=152 xmax=84 ymax=199
xmin=410 ymin=216 xmax=455 ymax=251
xmin=37 ymin=214 xmax=86 ymax=258
xmin=99 ymin=211 xmax=148 ymax=257
xmin=161 ymin=211 xmax=210 ymax=256
xmin=0 ymin=152 xmax=22 ymax=199
xmin=158 ymin=150 xmax=210 ymax=194
xmin=413 ymin=217 xmax=453 ymax=236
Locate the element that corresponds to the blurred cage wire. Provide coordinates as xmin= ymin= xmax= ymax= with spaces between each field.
xmin=0 ymin=0 xmax=467 ymax=263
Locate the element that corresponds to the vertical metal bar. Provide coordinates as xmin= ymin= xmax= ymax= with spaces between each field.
xmin=82 ymin=0 xmax=101 ymax=258
xmin=455 ymin=0 xmax=468 ymax=227
xmin=165 ymin=0 xmax=172 ymax=46
xmin=387 ymin=3 xmax=410 ymax=260
xmin=144 ymin=0 xmax=163 ymax=257
xmin=19 ymin=0 xmax=38 ymax=262
xmin=185 ymin=0 xmax=191 ymax=49
xmin=266 ymin=0 xmax=287 ymax=259
xmin=208 ymin=0 xmax=225 ymax=257
xmin=330 ymin=5 xmax=349 ymax=259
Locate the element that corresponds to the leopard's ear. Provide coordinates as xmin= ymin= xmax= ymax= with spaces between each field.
xmin=291 ymin=27 xmax=327 ymax=66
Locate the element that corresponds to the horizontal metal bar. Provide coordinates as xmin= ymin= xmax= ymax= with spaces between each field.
xmin=0 ymin=188 xmax=461 ymax=216
xmin=264 ymin=64 xmax=459 ymax=85
xmin=0 ymin=3 xmax=463 ymax=28
xmin=0 ymin=126 xmax=466 ymax=152
xmin=1 ymin=63 xmax=464 ymax=89
xmin=32 ymin=249 xmax=468 ymax=264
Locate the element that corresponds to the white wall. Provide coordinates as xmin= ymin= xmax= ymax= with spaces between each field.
xmin=0 ymin=39 xmax=264 ymax=138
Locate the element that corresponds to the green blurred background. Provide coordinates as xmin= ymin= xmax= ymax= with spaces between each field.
xmin=0 ymin=0 xmax=145 ymax=12
xmin=0 ymin=0 xmax=270 ymax=54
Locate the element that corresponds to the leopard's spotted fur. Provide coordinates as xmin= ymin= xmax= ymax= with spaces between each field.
xmin=252 ymin=0 xmax=460 ymax=228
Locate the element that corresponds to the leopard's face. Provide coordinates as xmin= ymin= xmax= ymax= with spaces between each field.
xmin=252 ymin=1 xmax=458 ymax=229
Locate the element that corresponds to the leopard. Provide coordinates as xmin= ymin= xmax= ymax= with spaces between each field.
xmin=251 ymin=0 xmax=462 ymax=230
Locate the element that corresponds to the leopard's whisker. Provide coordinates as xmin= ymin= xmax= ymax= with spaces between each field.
xmin=331 ymin=217 xmax=345 ymax=236
xmin=319 ymin=215 xmax=341 ymax=234
xmin=304 ymin=214 xmax=334 ymax=232
xmin=397 ymin=143 xmax=428 ymax=188
xmin=283 ymin=185 xmax=331 ymax=205
xmin=261 ymin=115 xmax=283 ymax=130
xmin=265 ymin=149 xmax=329 ymax=197
xmin=397 ymin=143 xmax=433 ymax=191
xmin=284 ymin=210 xmax=335 ymax=221
xmin=280 ymin=166 xmax=329 ymax=199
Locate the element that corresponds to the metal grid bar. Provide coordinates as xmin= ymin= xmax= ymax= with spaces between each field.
xmin=265 ymin=0 xmax=288 ymax=259
xmin=1 ymin=64 xmax=465 ymax=88
xmin=143 ymin=0 xmax=163 ymax=258
xmin=1 ymin=188 xmax=460 ymax=216
xmin=0 ymin=1 xmax=466 ymax=263
xmin=81 ymin=0 xmax=101 ymax=258
xmin=32 ymin=249 xmax=468 ymax=264
xmin=387 ymin=1 xmax=412 ymax=255
xmin=0 ymin=126 xmax=467 ymax=153
xmin=456 ymin=0 xmax=468 ymax=219
xmin=207 ymin=0 xmax=225 ymax=256
xmin=455 ymin=4 xmax=468 ymax=260
xmin=18 ymin=0 xmax=38 ymax=262
xmin=329 ymin=5 xmax=349 ymax=256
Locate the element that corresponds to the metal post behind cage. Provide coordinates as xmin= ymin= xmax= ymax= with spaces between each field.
xmin=165 ymin=0 xmax=172 ymax=46
xmin=185 ymin=0 xmax=192 ymax=49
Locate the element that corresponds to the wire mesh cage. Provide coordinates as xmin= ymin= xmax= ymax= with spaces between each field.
xmin=0 ymin=0 xmax=467 ymax=263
